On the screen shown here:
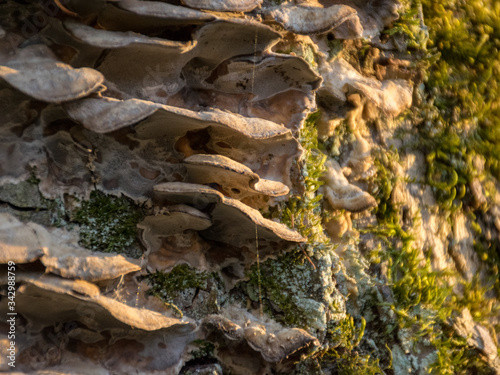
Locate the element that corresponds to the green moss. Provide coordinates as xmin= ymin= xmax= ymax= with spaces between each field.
xmin=408 ymin=1 xmax=500 ymax=351
xmin=147 ymin=264 xmax=210 ymax=303
xmin=430 ymin=326 xmax=493 ymax=375
xmin=370 ymin=147 xmax=400 ymax=223
xmin=330 ymin=352 xmax=383 ymax=375
xmin=246 ymin=250 xmax=321 ymax=328
xmin=189 ymin=340 xmax=215 ymax=361
xmin=422 ymin=0 xmax=500 ymax=120
xmin=287 ymin=358 xmax=324 ymax=375
xmin=27 ymin=166 xmax=40 ymax=185
xmin=413 ymin=113 xmax=472 ymax=214
xmin=470 ymin=211 xmax=500 ymax=294
xmin=73 ymin=190 xmax=144 ymax=258
xmin=48 ymin=198 xmax=70 ymax=227
xmin=365 ymin=149 xmax=450 ymax=315
xmin=364 ymin=143 xmax=498 ymax=373
xmin=319 ymin=316 xmax=384 ymax=374
xmin=383 ymin=2 xmax=427 ymax=50
xmin=254 ymin=112 xmax=335 ymax=328
xmin=455 ymin=277 xmax=500 ymax=324
xmin=327 ymin=39 xmax=343 ymax=61
xmin=265 ymin=111 xmax=331 ymax=255
xmin=285 ymin=314 xmax=382 ymax=374
xmin=416 ymin=0 xmax=500 ymax=205
xmin=401 ymin=5 xmax=500 ymax=358
xmin=327 ymin=315 xmax=366 ymax=350
xmin=299 ymin=111 xmax=327 ymax=194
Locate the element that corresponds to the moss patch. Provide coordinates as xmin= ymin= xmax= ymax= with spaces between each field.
xmin=363 ymin=142 xmax=500 ymax=373
xmin=415 ymin=0 xmax=500 ymax=211
xmin=254 ymin=112 xmax=336 ymax=330
xmin=189 ymin=340 xmax=215 ymax=361
xmin=267 ymin=111 xmax=331 ymax=248
xmin=73 ymin=190 xmax=144 ymax=258
xmin=246 ymin=250 xmax=323 ymax=328
xmin=147 ymin=264 xmax=211 ymax=303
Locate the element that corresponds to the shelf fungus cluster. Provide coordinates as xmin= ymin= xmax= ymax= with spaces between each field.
xmin=0 ymin=0 xmax=415 ymax=373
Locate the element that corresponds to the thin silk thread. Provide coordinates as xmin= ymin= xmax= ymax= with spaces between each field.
xmin=251 ymin=28 xmax=263 ymax=317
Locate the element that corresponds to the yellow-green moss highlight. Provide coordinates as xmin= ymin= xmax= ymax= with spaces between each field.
xmin=365 ymin=143 xmax=499 ymax=373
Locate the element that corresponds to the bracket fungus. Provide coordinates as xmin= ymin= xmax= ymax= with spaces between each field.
xmin=58 ymin=18 xmax=319 ymax=130
xmin=182 ymin=0 xmax=263 ymax=12
xmin=199 ymin=53 xmax=321 ymax=102
xmin=322 ymin=158 xmax=377 ymax=212
xmin=138 ymin=204 xmax=212 ymax=266
xmin=99 ymin=0 xmax=216 ymax=32
xmin=183 ymin=154 xmax=290 ymax=199
xmin=153 ymin=182 xmax=305 ymax=246
xmin=63 ymin=96 xmax=160 ymax=133
xmin=2 ymin=273 xmax=192 ymax=331
xmin=267 ymin=0 xmax=400 ymax=39
xmin=139 ymin=204 xmax=212 ymax=239
xmin=0 ymin=273 xmax=196 ymax=374
xmin=63 ymin=20 xmax=283 ymax=103
xmin=319 ymin=57 xmax=412 ymax=116
xmin=0 ymin=214 xmax=141 ymax=281
xmin=64 ymin=95 xmax=302 ymax=190
xmin=0 ymin=44 xmax=104 ymax=103
xmin=269 ymin=3 xmax=360 ymax=36
xmin=203 ymin=306 xmax=320 ymax=367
